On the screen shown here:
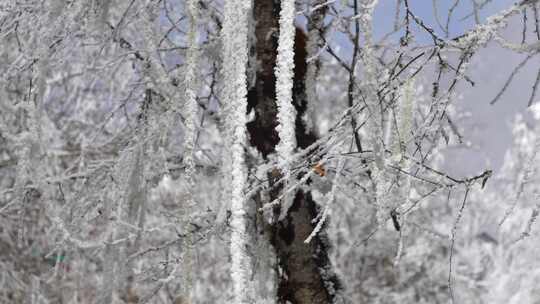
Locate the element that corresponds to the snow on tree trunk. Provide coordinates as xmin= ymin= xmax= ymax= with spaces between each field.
xmin=358 ymin=0 xmax=382 ymax=167
xmin=275 ymin=0 xmax=297 ymax=165
xmin=358 ymin=0 xmax=389 ymax=225
xmin=248 ymin=1 xmax=343 ymax=302
xmin=304 ymin=0 xmax=327 ymax=134
xmin=221 ymin=0 xmax=254 ymax=302
xmin=275 ymin=0 xmax=298 ymax=221
xmin=393 ymin=77 xmax=416 ymax=265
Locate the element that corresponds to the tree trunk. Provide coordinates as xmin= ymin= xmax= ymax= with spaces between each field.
xmin=247 ymin=1 xmax=341 ymax=303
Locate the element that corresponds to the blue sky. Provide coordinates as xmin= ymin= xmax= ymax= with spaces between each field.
xmin=298 ymin=1 xmax=525 ymax=176
xmin=330 ymin=1 xmax=532 ymax=176
xmin=373 ymin=0 xmax=515 ymax=41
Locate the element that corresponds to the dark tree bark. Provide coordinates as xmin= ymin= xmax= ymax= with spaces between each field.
xmin=247 ymin=1 xmax=342 ymax=303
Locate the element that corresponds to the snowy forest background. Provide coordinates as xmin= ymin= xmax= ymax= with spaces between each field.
xmin=1 ymin=0 xmax=540 ymax=303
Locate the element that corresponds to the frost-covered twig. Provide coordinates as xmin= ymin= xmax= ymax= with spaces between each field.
xmin=305 ymin=154 xmax=345 ymax=243
xmin=448 ymin=187 xmax=470 ymax=304
xmin=490 ymin=54 xmax=534 ymax=105
xmin=499 ymin=121 xmax=540 ymax=227
xmin=511 ymin=199 xmax=540 ymax=245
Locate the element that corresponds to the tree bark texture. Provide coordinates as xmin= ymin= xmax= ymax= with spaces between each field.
xmin=247 ymin=1 xmax=342 ymax=303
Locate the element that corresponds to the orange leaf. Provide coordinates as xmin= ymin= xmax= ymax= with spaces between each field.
xmin=313 ymin=162 xmax=326 ymax=177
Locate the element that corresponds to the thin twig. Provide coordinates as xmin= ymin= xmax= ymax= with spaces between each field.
xmin=490 ymin=54 xmax=534 ymax=105
xmin=448 ymin=187 xmax=470 ymax=304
